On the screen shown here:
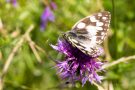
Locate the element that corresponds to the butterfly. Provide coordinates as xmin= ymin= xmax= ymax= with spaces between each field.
xmin=63 ymin=11 xmax=111 ymax=57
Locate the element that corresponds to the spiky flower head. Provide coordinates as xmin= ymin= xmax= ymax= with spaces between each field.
xmin=51 ymin=38 xmax=104 ymax=86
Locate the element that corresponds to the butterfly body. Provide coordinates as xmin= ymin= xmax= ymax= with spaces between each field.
xmin=63 ymin=11 xmax=111 ymax=57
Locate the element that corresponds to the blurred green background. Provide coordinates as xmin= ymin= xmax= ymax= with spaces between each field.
xmin=0 ymin=0 xmax=135 ymax=90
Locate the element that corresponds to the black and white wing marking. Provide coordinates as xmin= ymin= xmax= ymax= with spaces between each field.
xmin=64 ymin=11 xmax=111 ymax=57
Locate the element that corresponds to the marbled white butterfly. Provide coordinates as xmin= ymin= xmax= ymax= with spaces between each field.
xmin=63 ymin=11 xmax=111 ymax=57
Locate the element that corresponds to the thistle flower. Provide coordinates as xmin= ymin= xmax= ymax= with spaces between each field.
xmin=51 ymin=38 xmax=104 ymax=86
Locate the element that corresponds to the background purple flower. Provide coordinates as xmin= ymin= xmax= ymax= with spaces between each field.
xmin=6 ymin=0 xmax=18 ymax=7
xmin=40 ymin=7 xmax=55 ymax=31
xmin=51 ymin=1 xmax=57 ymax=10
xmin=51 ymin=38 xmax=104 ymax=86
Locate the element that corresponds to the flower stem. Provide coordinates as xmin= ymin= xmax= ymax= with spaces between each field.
xmin=102 ymin=55 xmax=135 ymax=69
xmin=0 ymin=25 xmax=34 ymax=90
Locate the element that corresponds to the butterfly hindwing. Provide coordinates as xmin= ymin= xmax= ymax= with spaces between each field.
xmin=64 ymin=11 xmax=111 ymax=57
xmin=63 ymin=31 xmax=102 ymax=57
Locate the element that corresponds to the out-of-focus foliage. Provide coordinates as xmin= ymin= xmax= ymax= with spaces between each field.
xmin=0 ymin=0 xmax=135 ymax=90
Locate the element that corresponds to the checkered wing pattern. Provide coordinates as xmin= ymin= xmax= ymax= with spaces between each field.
xmin=63 ymin=11 xmax=111 ymax=57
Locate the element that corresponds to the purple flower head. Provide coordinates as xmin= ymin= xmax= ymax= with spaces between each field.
xmin=51 ymin=38 xmax=104 ymax=86
xmin=6 ymin=0 xmax=18 ymax=7
xmin=40 ymin=6 xmax=55 ymax=31
xmin=50 ymin=2 xmax=57 ymax=10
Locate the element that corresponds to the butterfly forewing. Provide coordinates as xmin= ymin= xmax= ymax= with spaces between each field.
xmin=72 ymin=11 xmax=111 ymax=44
xmin=64 ymin=11 xmax=111 ymax=57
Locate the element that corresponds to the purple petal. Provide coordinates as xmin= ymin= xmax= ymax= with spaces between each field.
xmin=40 ymin=7 xmax=55 ymax=30
xmin=82 ymin=77 xmax=88 ymax=86
xmin=51 ymin=38 xmax=105 ymax=86
xmin=51 ymin=2 xmax=57 ymax=10
xmin=40 ymin=21 xmax=47 ymax=31
xmin=41 ymin=7 xmax=55 ymax=22
xmin=12 ymin=0 xmax=17 ymax=7
xmin=50 ymin=44 xmax=59 ymax=51
xmin=6 ymin=0 xmax=18 ymax=7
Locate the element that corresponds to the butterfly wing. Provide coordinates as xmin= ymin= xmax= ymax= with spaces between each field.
xmin=72 ymin=11 xmax=111 ymax=45
xmin=63 ymin=31 xmax=102 ymax=57
xmin=64 ymin=11 xmax=111 ymax=57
